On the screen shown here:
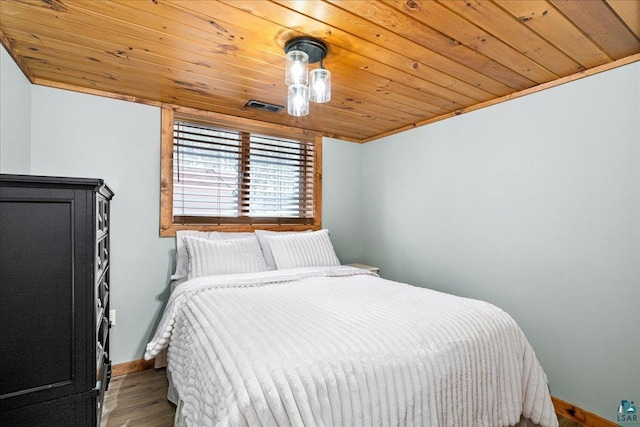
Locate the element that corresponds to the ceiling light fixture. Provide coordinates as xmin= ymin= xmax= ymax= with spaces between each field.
xmin=284 ymin=36 xmax=331 ymax=117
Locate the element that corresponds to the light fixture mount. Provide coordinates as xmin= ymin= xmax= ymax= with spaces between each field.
xmin=284 ymin=37 xmax=328 ymax=64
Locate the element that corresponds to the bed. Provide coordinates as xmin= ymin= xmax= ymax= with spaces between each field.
xmin=145 ymin=230 xmax=558 ymax=427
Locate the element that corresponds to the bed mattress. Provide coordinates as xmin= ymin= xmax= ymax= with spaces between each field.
xmin=146 ymin=266 xmax=558 ymax=427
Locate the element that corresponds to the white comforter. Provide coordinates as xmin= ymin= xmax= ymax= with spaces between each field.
xmin=146 ymin=266 xmax=558 ymax=427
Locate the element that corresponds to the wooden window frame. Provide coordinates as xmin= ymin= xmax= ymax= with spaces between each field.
xmin=160 ymin=105 xmax=322 ymax=236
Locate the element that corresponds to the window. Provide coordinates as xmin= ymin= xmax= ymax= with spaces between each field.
xmin=160 ymin=106 xmax=322 ymax=236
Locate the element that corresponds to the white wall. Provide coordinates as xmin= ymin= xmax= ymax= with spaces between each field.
xmin=361 ymin=62 xmax=640 ymax=422
xmin=0 ymin=45 xmax=31 ymax=173
xmin=323 ymin=137 xmax=363 ymax=263
xmin=29 ymin=86 xmax=176 ymax=362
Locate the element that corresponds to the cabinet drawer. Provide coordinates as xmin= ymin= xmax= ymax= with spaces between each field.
xmin=0 ymin=391 xmax=97 ymax=427
xmin=96 ymin=316 xmax=109 ymax=368
xmin=95 ymin=360 xmax=111 ymax=423
xmin=95 ymin=234 xmax=109 ymax=279
xmin=95 ymin=271 xmax=109 ymax=324
xmin=96 ymin=196 xmax=110 ymax=234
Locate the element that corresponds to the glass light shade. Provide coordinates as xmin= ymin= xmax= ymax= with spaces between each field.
xmin=310 ymin=68 xmax=331 ymax=103
xmin=287 ymin=84 xmax=309 ymax=116
xmin=285 ymin=50 xmax=309 ymax=86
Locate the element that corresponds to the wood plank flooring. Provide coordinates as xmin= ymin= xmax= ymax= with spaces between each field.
xmin=101 ymin=368 xmax=582 ymax=427
xmin=101 ymin=369 xmax=174 ymax=427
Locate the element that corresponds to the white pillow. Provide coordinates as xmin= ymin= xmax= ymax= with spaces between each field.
xmin=254 ymin=229 xmax=311 ymax=270
xmin=182 ymin=234 xmax=267 ymax=279
xmin=265 ymin=229 xmax=340 ymax=270
xmin=173 ymin=231 xmax=252 ymax=280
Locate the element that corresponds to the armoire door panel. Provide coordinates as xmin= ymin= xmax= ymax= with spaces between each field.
xmin=0 ymin=200 xmax=74 ymax=397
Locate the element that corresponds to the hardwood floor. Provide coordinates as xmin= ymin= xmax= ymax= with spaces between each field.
xmin=101 ymin=368 xmax=582 ymax=427
xmin=101 ymin=369 xmax=175 ymax=427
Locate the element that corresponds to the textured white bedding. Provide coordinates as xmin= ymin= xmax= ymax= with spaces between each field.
xmin=146 ymin=267 xmax=558 ymax=427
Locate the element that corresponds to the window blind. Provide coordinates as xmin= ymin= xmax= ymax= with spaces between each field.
xmin=173 ymin=120 xmax=316 ymax=225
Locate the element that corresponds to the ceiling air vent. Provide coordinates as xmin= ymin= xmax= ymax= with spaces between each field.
xmin=245 ymin=99 xmax=284 ymax=113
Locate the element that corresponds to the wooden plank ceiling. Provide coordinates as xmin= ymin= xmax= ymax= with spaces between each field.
xmin=1 ymin=0 xmax=639 ymax=142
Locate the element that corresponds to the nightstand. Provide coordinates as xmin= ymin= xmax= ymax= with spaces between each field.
xmin=346 ymin=263 xmax=380 ymax=274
